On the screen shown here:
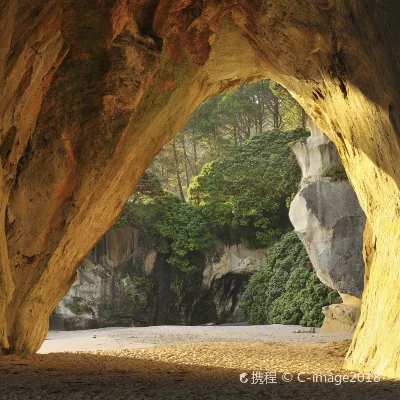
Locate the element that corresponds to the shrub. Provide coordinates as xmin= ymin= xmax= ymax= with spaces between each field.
xmin=188 ymin=129 xmax=308 ymax=247
xmin=240 ymin=231 xmax=340 ymax=327
xmin=64 ymin=296 xmax=94 ymax=315
xmin=321 ymin=164 xmax=347 ymax=181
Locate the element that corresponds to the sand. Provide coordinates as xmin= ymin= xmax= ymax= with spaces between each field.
xmin=39 ymin=324 xmax=352 ymax=353
xmin=1 ymin=325 xmax=399 ymax=399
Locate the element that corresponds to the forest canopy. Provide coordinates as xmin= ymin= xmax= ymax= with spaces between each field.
xmin=150 ymin=79 xmax=306 ymax=197
xmin=188 ymin=129 xmax=307 ymax=247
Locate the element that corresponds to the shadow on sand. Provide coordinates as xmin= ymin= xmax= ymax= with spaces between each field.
xmin=0 ymin=351 xmax=399 ymax=399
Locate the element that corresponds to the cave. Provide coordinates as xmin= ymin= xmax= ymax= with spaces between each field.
xmin=1 ymin=0 xmax=400 ymax=379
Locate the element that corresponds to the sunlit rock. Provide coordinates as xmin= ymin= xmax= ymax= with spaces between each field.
xmin=1 ymin=0 xmax=400 ymax=379
xmin=320 ymin=294 xmax=361 ymax=334
xmin=289 ymin=125 xmax=366 ymax=297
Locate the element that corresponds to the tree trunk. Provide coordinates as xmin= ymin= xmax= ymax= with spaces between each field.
xmin=301 ymin=107 xmax=307 ymax=129
xmin=180 ymin=132 xmax=190 ymax=188
xmin=184 ymin=152 xmax=195 ymax=176
xmin=172 ymin=137 xmax=186 ymax=202
xmin=273 ymin=97 xmax=280 ymax=130
xmin=193 ymin=140 xmax=199 ymax=175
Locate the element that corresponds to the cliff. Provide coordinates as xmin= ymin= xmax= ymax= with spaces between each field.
xmin=50 ymin=227 xmax=267 ymax=330
xmin=289 ymin=123 xmax=366 ymax=332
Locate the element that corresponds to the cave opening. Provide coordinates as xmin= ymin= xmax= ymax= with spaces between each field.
xmin=33 ymin=79 xmax=370 ymax=399
xmin=48 ymin=78 xmax=364 ymax=338
xmin=1 ymin=1 xmax=400 ymax=398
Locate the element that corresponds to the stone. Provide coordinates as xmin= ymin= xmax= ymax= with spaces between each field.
xmin=289 ymin=123 xmax=365 ymax=333
xmin=289 ymin=124 xmax=365 ymax=299
xmin=1 ymin=0 xmax=400 ymax=379
xmin=202 ymin=243 xmax=267 ymax=290
xmin=320 ymin=293 xmax=362 ymax=334
xmin=51 ymin=226 xmax=267 ymax=329
xmin=320 ymin=303 xmax=361 ymax=334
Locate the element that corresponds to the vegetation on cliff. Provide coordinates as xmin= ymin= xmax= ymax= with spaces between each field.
xmin=150 ymin=79 xmax=306 ymax=197
xmin=240 ymin=231 xmax=340 ymax=327
xmin=116 ymin=125 xmax=305 ymax=274
xmin=188 ymin=129 xmax=306 ymax=247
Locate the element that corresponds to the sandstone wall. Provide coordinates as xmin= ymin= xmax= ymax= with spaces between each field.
xmin=1 ymin=0 xmax=400 ymax=379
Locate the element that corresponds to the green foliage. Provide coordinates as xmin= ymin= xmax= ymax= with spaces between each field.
xmin=120 ymin=282 xmax=147 ymax=311
xmin=134 ymin=171 xmax=164 ymax=197
xmin=64 ymin=296 xmax=94 ymax=316
xmin=150 ymin=79 xmax=306 ymax=199
xmin=240 ymin=231 xmax=340 ymax=327
xmin=321 ymin=163 xmax=347 ymax=181
xmin=188 ymin=129 xmax=308 ymax=247
xmin=112 ymin=172 xmax=164 ymax=232
xmin=132 ymin=276 xmax=155 ymax=293
xmin=170 ymin=275 xmax=184 ymax=300
xmin=111 ymin=82 xmax=335 ymax=326
xmin=111 ymin=214 xmax=128 ymax=232
xmin=117 ymin=185 xmax=212 ymax=274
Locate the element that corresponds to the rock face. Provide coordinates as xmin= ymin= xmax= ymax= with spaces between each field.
xmin=289 ymin=124 xmax=365 ymax=332
xmin=321 ymin=300 xmax=361 ymax=334
xmin=289 ymin=125 xmax=365 ymax=298
xmin=1 ymin=0 xmax=400 ymax=379
xmin=50 ymin=227 xmax=266 ymax=330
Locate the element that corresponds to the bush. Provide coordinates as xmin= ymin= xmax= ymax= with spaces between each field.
xmin=64 ymin=296 xmax=94 ymax=315
xmin=240 ymin=231 xmax=340 ymax=327
xmin=188 ymin=129 xmax=308 ymax=247
xmin=321 ymin=164 xmax=347 ymax=181
xmin=122 ymin=192 xmax=212 ymax=273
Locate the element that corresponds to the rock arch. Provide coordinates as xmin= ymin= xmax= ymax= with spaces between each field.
xmin=1 ymin=0 xmax=400 ymax=377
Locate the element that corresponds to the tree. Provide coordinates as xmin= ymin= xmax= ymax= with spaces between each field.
xmin=148 ymin=79 xmax=307 ymax=200
xmin=172 ymin=137 xmax=186 ymax=202
xmin=188 ymin=129 xmax=308 ymax=247
xmin=117 ymin=175 xmax=213 ymax=274
xmin=240 ymin=231 xmax=340 ymax=327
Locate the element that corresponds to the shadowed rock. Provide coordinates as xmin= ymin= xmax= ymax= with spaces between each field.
xmin=50 ymin=226 xmax=267 ymax=329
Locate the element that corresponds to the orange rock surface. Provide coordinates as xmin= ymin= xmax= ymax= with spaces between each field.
xmin=1 ymin=0 xmax=400 ymax=378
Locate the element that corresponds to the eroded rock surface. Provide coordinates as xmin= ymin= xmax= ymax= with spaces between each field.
xmin=289 ymin=125 xmax=365 ymax=298
xmin=289 ymin=124 xmax=365 ymax=333
xmin=321 ymin=300 xmax=361 ymax=334
xmin=1 ymin=0 xmax=400 ymax=379
xmin=50 ymin=227 xmax=266 ymax=329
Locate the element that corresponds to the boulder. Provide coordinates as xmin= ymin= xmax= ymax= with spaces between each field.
xmin=320 ymin=295 xmax=361 ymax=334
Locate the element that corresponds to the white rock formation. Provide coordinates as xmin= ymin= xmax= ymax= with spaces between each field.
xmin=202 ymin=243 xmax=267 ymax=289
xmin=289 ymin=123 xmax=366 ymax=332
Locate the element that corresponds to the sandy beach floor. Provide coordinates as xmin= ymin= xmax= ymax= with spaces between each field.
xmin=39 ymin=324 xmax=352 ymax=353
xmin=1 ymin=325 xmax=399 ymax=399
